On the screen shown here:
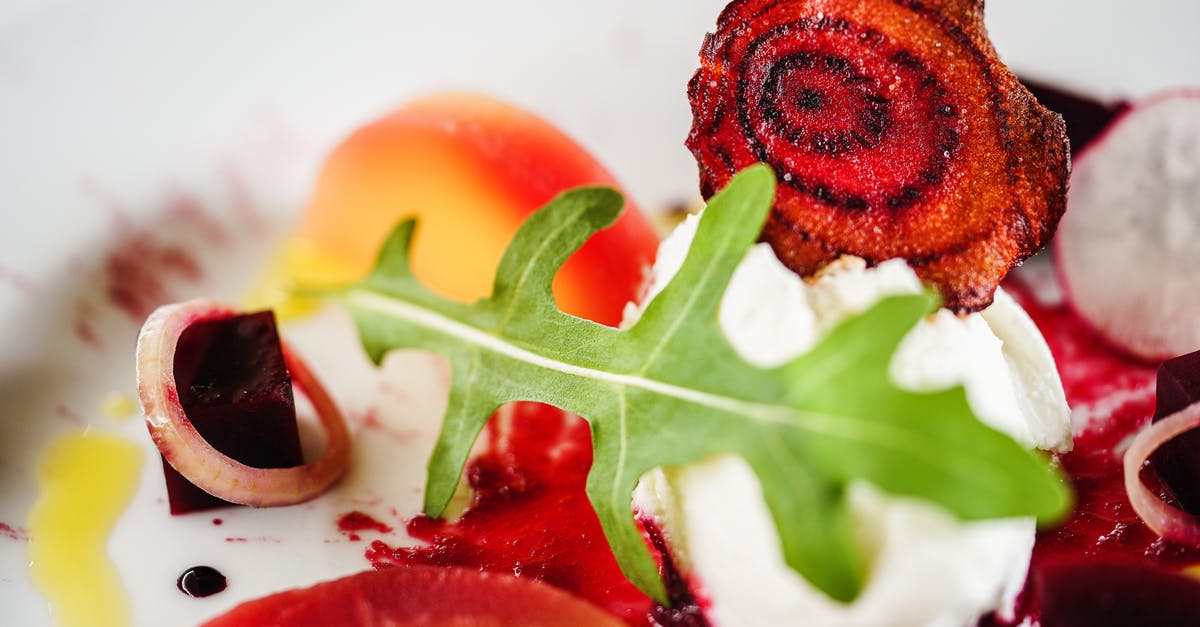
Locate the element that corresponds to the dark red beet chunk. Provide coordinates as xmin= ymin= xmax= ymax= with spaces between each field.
xmin=1020 ymin=78 xmax=1128 ymax=155
xmin=1150 ymin=349 xmax=1200 ymax=514
xmin=1033 ymin=559 xmax=1200 ymax=627
xmin=164 ymin=311 xmax=303 ymax=515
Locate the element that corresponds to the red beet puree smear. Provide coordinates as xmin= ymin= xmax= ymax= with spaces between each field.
xmin=983 ymin=280 xmax=1200 ymax=626
xmin=364 ymin=401 xmax=708 ymax=626
xmin=336 ymin=511 xmax=393 ymax=542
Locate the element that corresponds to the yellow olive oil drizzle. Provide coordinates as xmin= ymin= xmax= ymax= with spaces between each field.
xmin=28 ymin=431 xmax=142 ymax=627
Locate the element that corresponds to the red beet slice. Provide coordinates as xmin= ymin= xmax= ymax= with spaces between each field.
xmin=202 ymin=565 xmax=626 ymax=627
xmin=1150 ymin=349 xmax=1200 ymax=514
xmin=687 ymin=0 xmax=1069 ymax=311
xmin=1034 ymin=559 xmax=1200 ymax=627
xmin=1055 ymin=91 xmax=1200 ymax=361
xmin=164 ymin=310 xmax=303 ymax=514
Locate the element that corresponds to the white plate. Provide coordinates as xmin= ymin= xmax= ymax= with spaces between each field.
xmin=1 ymin=1 xmax=1197 ymax=625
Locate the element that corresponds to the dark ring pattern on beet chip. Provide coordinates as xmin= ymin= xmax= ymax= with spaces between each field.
xmin=687 ymin=0 xmax=1070 ymax=311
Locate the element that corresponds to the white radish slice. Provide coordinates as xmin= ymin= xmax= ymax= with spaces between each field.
xmin=1124 ymin=401 xmax=1200 ymax=545
xmin=136 ymin=299 xmax=351 ymax=506
xmin=1055 ymin=91 xmax=1200 ymax=361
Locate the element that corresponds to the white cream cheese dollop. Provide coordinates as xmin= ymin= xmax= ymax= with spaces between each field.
xmin=627 ymin=214 xmax=1070 ymax=627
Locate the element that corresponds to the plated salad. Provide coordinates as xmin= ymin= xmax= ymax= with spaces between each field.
xmin=4 ymin=1 xmax=1200 ymax=626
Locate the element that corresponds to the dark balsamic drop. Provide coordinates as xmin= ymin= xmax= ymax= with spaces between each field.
xmin=178 ymin=565 xmax=228 ymax=598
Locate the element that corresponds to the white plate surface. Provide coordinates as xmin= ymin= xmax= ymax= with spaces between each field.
xmin=1 ymin=1 xmax=1197 ymax=625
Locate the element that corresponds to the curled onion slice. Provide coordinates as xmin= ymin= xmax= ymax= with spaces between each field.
xmin=136 ymin=299 xmax=351 ymax=506
xmin=1124 ymin=402 xmax=1200 ymax=545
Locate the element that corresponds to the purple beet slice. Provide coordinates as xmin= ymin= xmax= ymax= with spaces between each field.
xmin=1034 ymin=559 xmax=1200 ymax=627
xmin=164 ymin=310 xmax=303 ymax=515
xmin=1150 ymin=349 xmax=1200 ymax=515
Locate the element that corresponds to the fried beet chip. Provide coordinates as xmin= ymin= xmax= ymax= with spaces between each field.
xmin=687 ymin=0 xmax=1069 ymax=312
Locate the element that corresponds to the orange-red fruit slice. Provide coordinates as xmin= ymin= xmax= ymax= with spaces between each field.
xmin=687 ymin=0 xmax=1069 ymax=311
xmin=296 ymin=92 xmax=660 ymax=327
xmin=202 ymin=565 xmax=626 ymax=627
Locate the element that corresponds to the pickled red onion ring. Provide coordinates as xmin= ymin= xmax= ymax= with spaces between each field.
xmin=135 ymin=299 xmax=351 ymax=506
xmin=1124 ymin=402 xmax=1200 ymax=545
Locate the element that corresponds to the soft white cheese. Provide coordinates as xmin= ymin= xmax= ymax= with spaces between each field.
xmin=629 ymin=214 xmax=1070 ymax=627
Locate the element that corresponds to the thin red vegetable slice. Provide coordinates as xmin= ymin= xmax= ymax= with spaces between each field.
xmin=202 ymin=564 xmax=626 ymax=627
xmin=1124 ymin=401 xmax=1200 ymax=545
xmin=136 ymin=299 xmax=351 ymax=506
xmin=687 ymin=0 xmax=1069 ymax=311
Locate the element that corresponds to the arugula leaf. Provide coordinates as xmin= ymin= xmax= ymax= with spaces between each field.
xmin=339 ymin=165 xmax=1071 ymax=604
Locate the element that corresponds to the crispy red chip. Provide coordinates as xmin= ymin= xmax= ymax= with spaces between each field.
xmin=687 ymin=0 xmax=1069 ymax=311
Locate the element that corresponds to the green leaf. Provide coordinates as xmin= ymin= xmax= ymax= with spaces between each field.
xmin=339 ymin=164 xmax=1071 ymax=605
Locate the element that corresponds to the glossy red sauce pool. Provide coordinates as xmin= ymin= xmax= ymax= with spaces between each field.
xmin=364 ymin=401 xmax=707 ymax=626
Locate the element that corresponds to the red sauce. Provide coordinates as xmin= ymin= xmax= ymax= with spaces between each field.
xmin=336 ymin=511 xmax=393 ymax=542
xmin=0 ymin=522 xmax=28 ymax=542
xmin=77 ymin=178 xmax=223 ymax=326
xmin=364 ymin=401 xmax=707 ymax=626
xmin=165 ymin=190 xmax=230 ymax=246
xmin=53 ymin=404 xmax=86 ymax=427
xmin=104 ymin=231 xmax=203 ymax=322
xmin=0 ymin=265 xmax=36 ymax=296
xmin=990 ymin=280 xmax=1200 ymax=624
xmin=72 ymin=300 xmax=103 ymax=349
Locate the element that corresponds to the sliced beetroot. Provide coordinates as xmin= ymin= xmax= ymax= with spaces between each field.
xmin=1020 ymin=78 xmax=1128 ymax=155
xmin=1033 ymin=559 xmax=1200 ymax=627
xmin=688 ymin=0 xmax=1069 ymax=312
xmin=201 ymin=565 xmax=626 ymax=627
xmin=1151 ymin=349 xmax=1200 ymax=514
xmin=1055 ymin=91 xmax=1200 ymax=361
xmin=164 ymin=310 xmax=303 ymax=514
